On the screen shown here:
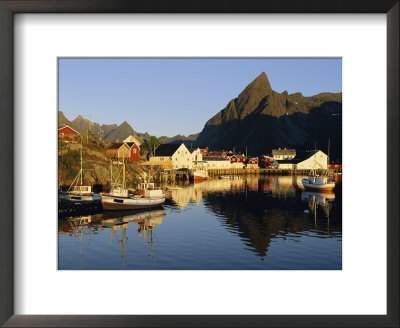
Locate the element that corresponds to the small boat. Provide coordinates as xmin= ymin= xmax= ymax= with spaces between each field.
xmin=59 ymin=141 xmax=97 ymax=202
xmin=101 ymin=159 xmax=165 ymax=211
xmin=301 ymin=170 xmax=335 ymax=191
xmin=191 ymin=168 xmax=208 ymax=181
xmin=165 ymin=186 xmax=182 ymax=190
xmin=219 ymin=175 xmax=241 ymax=180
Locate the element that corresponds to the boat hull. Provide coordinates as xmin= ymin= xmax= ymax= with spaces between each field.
xmin=101 ymin=194 xmax=165 ymax=211
xmin=59 ymin=193 xmax=98 ymax=202
xmin=301 ymin=179 xmax=335 ymax=191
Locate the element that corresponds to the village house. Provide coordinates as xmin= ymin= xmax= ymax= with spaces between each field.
xmin=58 ymin=125 xmax=79 ymax=143
xmin=201 ymin=156 xmax=231 ymax=169
xmin=105 ymin=143 xmax=132 ymax=161
xmin=188 ymin=147 xmax=203 ymax=166
xmin=272 ymin=148 xmax=296 ymax=160
xmin=272 ymin=150 xmax=328 ymax=170
xmin=246 ymin=157 xmax=259 ymax=169
xmin=150 ymin=143 xmax=194 ymax=170
xmin=295 ymin=150 xmax=328 ymax=170
xmin=229 ymin=154 xmax=246 ymax=169
xmin=124 ymin=142 xmax=140 ymax=163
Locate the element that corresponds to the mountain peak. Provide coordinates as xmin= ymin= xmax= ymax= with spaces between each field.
xmin=73 ymin=115 xmax=88 ymax=122
xmin=236 ymin=72 xmax=272 ymax=119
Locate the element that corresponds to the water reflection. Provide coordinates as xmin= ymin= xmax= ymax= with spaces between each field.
xmin=165 ymin=176 xmax=341 ymax=258
xmin=59 ymin=175 xmax=342 ymax=269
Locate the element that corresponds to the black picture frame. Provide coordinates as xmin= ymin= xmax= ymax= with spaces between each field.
xmin=0 ymin=1 xmax=398 ymax=327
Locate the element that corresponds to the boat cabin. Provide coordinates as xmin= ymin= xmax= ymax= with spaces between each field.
xmin=138 ymin=182 xmax=164 ymax=198
xmin=109 ymin=185 xmax=129 ymax=198
xmin=70 ymin=185 xmax=92 ymax=194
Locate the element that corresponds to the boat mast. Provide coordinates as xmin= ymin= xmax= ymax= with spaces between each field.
xmin=110 ymin=158 xmax=113 ymax=188
xmin=80 ymin=138 xmax=83 ymax=185
xmin=327 ymin=138 xmax=331 ymax=172
xmin=122 ymin=152 xmax=126 ymax=189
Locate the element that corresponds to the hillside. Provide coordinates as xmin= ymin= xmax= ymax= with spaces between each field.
xmin=195 ymin=72 xmax=342 ymax=162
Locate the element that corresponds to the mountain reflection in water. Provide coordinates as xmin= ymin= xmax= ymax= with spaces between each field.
xmin=58 ymin=176 xmax=342 ymax=270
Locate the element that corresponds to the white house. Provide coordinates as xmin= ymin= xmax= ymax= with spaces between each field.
xmin=202 ymin=156 xmax=231 ymax=169
xmin=188 ymin=147 xmax=203 ymax=165
xmin=272 ymin=148 xmax=296 ymax=160
xmin=150 ymin=143 xmax=194 ymax=170
xmin=296 ymin=150 xmax=328 ymax=170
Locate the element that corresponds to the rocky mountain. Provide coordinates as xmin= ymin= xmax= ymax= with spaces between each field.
xmin=102 ymin=121 xmax=135 ymax=142
xmin=195 ymin=72 xmax=342 ymax=162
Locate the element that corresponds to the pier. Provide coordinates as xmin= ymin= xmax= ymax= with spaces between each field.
xmin=207 ymin=168 xmax=338 ymax=177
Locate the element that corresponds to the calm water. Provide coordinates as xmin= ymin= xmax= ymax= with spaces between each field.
xmin=58 ymin=175 xmax=342 ymax=270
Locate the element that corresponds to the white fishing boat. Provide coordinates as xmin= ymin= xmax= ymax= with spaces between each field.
xmin=59 ymin=142 xmax=97 ymax=202
xmin=101 ymin=159 xmax=165 ymax=211
xmin=301 ymin=143 xmax=336 ymax=192
xmin=301 ymin=170 xmax=335 ymax=192
xmin=191 ymin=168 xmax=208 ymax=181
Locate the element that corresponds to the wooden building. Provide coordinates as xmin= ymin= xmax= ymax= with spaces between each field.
xmin=125 ymin=142 xmax=140 ymax=163
xmin=105 ymin=143 xmax=131 ymax=161
xmin=58 ymin=125 xmax=79 ymax=143
xmin=229 ymin=154 xmax=246 ymax=169
xmin=272 ymin=148 xmax=296 ymax=160
xmin=246 ymin=157 xmax=259 ymax=169
xmin=150 ymin=143 xmax=193 ymax=170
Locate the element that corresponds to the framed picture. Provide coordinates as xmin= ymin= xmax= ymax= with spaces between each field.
xmin=1 ymin=0 xmax=398 ymax=327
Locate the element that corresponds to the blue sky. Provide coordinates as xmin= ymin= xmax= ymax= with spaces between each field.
xmin=58 ymin=58 xmax=341 ymax=137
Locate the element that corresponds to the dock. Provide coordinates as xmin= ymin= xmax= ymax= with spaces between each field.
xmin=207 ymin=168 xmax=338 ymax=176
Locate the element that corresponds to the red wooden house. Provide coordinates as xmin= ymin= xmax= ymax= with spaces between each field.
xmin=125 ymin=142 xmax=140 ymax=163
xmin=229 ymin=155 xmax=246 ymax=164
xmin=58 ymin=125 xmax=79 ymax=143
xmin=248 ymin=157 xmax=259 ymax=165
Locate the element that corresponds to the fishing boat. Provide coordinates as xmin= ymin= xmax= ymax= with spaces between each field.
xmin=101 ymin=159 xmax=165 ymax=211
xmin=301 ymin=170 xmax=335 ymax=191
xmin=59 ymin=141 xmax=97 ymax=202
xmin=301 ymin=142 xmax=336 ymax=192
xmin=191 ymin=168 xmax=208 ymax=181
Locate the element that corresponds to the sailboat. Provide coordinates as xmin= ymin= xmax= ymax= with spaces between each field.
xmin=100 ymin=158 xmax=165 ymax=211
xmin=59 ymin=141 xmax=97 ymax=202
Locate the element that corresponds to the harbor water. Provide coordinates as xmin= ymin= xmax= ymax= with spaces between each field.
xmin=58 ymin=175 xmax=342 ymax=270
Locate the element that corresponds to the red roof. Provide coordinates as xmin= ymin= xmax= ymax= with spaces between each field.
xmin=58 ymin=125 xmax=79 ymax=135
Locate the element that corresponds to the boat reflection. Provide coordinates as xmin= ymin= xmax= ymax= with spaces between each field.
xmin=100 ymin=209 xmax=166 ymax=269
xmin=58 ymin=209 xmax=166 ymax=269
xmin=301 ymin=190 xmax=336 ymax=229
